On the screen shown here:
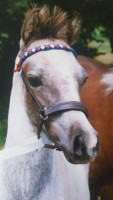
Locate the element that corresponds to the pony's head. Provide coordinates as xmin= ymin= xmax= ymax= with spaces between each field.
xmin=15 ymin=6 xmax=99 ymax=164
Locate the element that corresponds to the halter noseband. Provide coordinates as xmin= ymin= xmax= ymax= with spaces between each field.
xmin=14 ymin=44 xmax=88 ymax=151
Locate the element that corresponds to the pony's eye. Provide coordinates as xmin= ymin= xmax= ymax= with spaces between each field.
xmin=28 ymin=76 xmax=42 ymax=87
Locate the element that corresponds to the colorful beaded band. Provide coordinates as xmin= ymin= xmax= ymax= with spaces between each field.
xmin=13 ymin=44 xmax=77 ymax=72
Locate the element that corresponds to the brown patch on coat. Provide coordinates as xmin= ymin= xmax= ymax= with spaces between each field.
xmin=79 ymin=55 xmax=113 ymax=200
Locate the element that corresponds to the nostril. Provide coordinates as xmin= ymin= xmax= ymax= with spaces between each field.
xmin=73 ymin=135 xmax=85 ymax=157
xmin=93 ymin=136 xmax=99 ymax=153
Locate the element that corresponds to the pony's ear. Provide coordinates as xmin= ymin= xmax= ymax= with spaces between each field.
xmin=21 ymin=8 xmax=40 ymax=47
xmin=57 ymin=11 xmax=81 ymax=46
xmin=20 ymin=7 xmax=50 ymax=49
xmin=67 ymin=11 xmax=82 ymax=46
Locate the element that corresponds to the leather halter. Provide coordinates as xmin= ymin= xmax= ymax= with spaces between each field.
xmin=15 ymin=44 xmax=88 ymax=151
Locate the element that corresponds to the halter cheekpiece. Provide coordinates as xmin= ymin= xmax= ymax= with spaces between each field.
xmin=14 ymin=44 xmax=88 ymax=151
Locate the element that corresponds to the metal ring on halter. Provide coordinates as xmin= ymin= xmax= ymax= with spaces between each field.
xmin=39 ymin=107 xmax=49 ymax=121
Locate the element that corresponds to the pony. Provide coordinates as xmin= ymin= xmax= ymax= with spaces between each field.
xmin=0 ymin=6 xmax=99 ymax=200
xmin=79 ymin=55 xmax=113 ymax=200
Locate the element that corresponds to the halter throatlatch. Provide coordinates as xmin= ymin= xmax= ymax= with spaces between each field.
xmin=16 ymin=44 xmax=88 ymax=151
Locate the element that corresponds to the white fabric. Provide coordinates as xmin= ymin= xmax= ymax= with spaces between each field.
xmin=0 ymin=136 xmax=44 ymax=161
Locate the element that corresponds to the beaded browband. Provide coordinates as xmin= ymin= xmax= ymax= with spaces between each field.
xmin=13 ymin=44 xmax=77 ymax=72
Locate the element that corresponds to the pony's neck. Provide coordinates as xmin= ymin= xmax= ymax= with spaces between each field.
xmin=3 ymin=73 xmax=54 ymax=200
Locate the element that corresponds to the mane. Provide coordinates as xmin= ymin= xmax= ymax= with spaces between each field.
xmin=21 ymin=5 xmax=81 ymax=48
xmin=101 ymin=69 xmax=113 ymax=95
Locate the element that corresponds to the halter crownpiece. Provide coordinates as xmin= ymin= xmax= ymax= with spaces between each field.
xmin=13 ymin=44 xmax=77 ymax=72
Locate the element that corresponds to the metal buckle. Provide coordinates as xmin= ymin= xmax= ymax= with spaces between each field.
xmin=40 ymin=107 xmax=48 ymax=121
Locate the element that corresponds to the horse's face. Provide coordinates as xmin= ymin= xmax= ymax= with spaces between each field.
xmin=23 ymin=39 xmax=99 ymax=164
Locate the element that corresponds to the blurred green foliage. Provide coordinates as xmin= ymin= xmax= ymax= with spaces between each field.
xmin=0 ymin=0 xmax=113 ymax=148
xmin=0 ymin=100 xmax=8 ymax=148
xmin=0 ymin=119 xmax=7 ymax=149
